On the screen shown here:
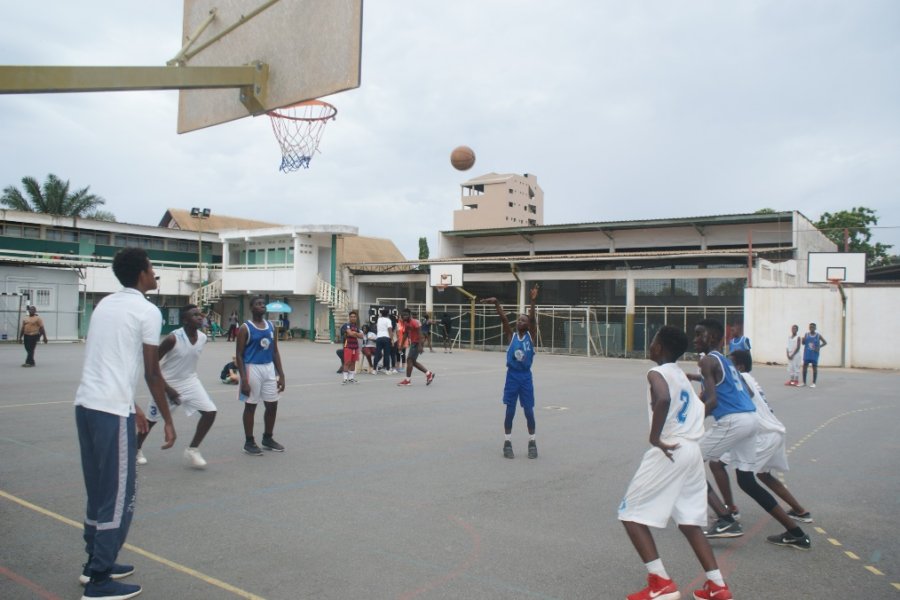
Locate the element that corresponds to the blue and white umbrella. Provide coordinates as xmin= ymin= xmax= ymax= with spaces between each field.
xmin=265 ymin=301 xmax=292 ymax=313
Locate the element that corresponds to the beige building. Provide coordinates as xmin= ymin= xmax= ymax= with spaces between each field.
xmin=452 ymin=172 xmax=544 ymax=230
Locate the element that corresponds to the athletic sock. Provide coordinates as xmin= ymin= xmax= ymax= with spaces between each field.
xmin=504 ymin=434 xmax=511 ymax=442
xmin=529 ymin=434 xmax=536 ymax=441
xmin=705 ymin=569 xmax=725 ymax=586
xmin=644 ymin=558 xmax=669 ymax=579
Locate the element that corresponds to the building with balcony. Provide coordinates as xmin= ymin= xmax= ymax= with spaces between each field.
xmin=453 ymin=172 xmax=543 ymax=230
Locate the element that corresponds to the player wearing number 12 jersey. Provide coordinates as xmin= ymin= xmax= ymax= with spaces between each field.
xmin=618 ymin=326 xmax=732 ymax=600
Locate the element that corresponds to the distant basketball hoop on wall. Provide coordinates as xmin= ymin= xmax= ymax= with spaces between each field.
xmin=430 ymin=264 xmax=464 ymax=294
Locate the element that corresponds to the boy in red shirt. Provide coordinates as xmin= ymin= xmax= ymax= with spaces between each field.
xmin=396 ymin=309 xmax=435 ymax=387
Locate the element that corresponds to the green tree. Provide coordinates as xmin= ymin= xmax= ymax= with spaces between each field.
xmin=1 ymin=174 xmax=115 ymax=221
xmin=815 ymin=206 xmax=892 ymax=267
xmin=754 ymin=208 xmax=778 ymax=214
xmin=418 ymin=236 xmax=430 ymax=260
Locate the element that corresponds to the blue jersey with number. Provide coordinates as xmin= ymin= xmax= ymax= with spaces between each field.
xmin=506 ymin=331 xmax=535 ymax=372
xmin=803 ymin=332 xmax=822 ymax=362
xmin=243 ymin=320 xmax=275 ymax=364
xmin=707 ymin=351 xmax=755 ymax=420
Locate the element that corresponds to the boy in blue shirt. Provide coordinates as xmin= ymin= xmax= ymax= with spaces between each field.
xmin=800 ymin=323 xmax=827 ymax=388
xmin=481 ymin=284 xmax=539 ymax=459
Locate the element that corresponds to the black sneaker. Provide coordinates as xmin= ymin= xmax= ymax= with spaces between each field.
xmin=81 ymin=578 xmax=142 ymax=599
xmin=503 ymin=440 xmax=514 ymax=459
xmin=787 ymin=509 xmax=813 ymax=523
xmin=243 ymin=440 xmax=263 ymax=456
xmin=528 ymin=440 xmax=538 ymax=459
xmin=704 ymin=517 xmax=743 ymax=538
xmin=767 ymin=531 xmax=811 ymax=550
xmin=261 ymin=436 xmax=285 ymax=452
xmin=79 ymin=563 xmax=135 ymax=585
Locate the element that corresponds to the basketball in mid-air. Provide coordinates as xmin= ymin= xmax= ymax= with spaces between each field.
xmin=450 ymin=145 xmax=476 ymax=171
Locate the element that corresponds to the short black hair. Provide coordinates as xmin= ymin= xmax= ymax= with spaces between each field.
xmin=349 ymin=309 xmax=358 ymax=317
xmin=180 ymin=303 xmax=199 ymax=323
xmin=697 ymin=318 xmax=724 ymax=341
xmin=401 ymin=308 xmax=411 ymax=316
xmin=730 ymin=349 xmax=753 ymax=372
xmin=655 ymin=326 xmax=689 ymax=360
xmin=251 ymin=295 xmax=266 ymax=305
xmin=112 ymin=247 xmax=150 ymax=287
xmin=380 ymin=307 xmax=390 ymax=317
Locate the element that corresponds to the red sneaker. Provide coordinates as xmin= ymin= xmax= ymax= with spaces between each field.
xmin=692 ymin=580 xmax=732 ymax=600
xmin=784 ymin=380 xmax=793 ymax=386
xmin=627 ymin=574 xmax=680 ymax=600
xmin=425 ymin=371 xmax=435 ymax=386
xmin=397 ymin=379 xmax=412 ymax=386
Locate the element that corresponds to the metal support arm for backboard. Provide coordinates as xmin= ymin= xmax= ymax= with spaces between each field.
xmin=0 ymin=63 xmax=269 ymax=114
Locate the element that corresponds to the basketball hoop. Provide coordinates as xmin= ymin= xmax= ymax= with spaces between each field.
xmin=827 ymin=277 xmax=843 ymax=292
xmin=436 ymin=286 xmax=447 ymax=294
xmin=267 ymin=100 xmax=337 ymax=172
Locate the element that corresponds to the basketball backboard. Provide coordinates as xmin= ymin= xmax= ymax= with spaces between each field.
xmin=807 ymin=252 xmax=866 ymax=284
xmin=429 ymin=264 xmax=464 ymax=288
xmin=176 ymin=0 xmax=363 ymax=133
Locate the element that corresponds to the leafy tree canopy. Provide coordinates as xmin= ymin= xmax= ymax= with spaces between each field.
xmin=816 ymin=206 xmax=892 ymax=267
xmin=418 ymin=236 xmax=430 ymax=260
xmin=1 ymin=174 xmax=115 ymax=221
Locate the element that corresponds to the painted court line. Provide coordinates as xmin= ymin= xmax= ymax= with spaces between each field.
xmin=0 ymin=489 xmax=266 ymax=600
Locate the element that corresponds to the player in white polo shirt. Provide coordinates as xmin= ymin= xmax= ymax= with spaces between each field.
xmin=74 ymin=247 xmax=176 ymax=600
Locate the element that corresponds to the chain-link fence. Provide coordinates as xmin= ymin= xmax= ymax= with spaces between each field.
xmin=410 ymin=303 xmax=742 ymax=359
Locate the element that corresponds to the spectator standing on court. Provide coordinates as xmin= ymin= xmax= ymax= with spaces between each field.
xmin=226 ymin=310 xmax=239 ymax=342
xmin=373 ymin=307 xmax=395 ymax=373
xmin=440 ymin=312 xmax=453 ymax=353
xmin=18 ymin=304 xmax=47 ymax=367
xmin=396 ymin=308 xmax=435 ymax=387
xmin=74 ymin=247 xmax=176 ymax=599
xmin=618 ymin=326 xmax=733 ymax=600
xmin=481 ymin=284 xmax=539 ymax=460
xmin=800 ymin=323 xmax=827 ymax=388
xmin=236 ymin=296 xmax=286 ymax=455
xmin=421 ymin=312 xmax=434 ymax=352
xmin=340 ymin=310 xmax=364 ymax=384
xmin=137 ymin=304 xmax=217 ymax=469
xmin=785 ymin=324 xmax=802 ymax=386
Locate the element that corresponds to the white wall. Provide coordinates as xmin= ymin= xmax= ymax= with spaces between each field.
xmin=745 ymin=286 xmax=900 ymax=369
xmin=0 ymin=265 xmax=80 ymax=340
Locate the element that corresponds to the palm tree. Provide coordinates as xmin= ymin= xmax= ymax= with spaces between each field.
xmin=1 ymin=174 xmax=116 ymax=221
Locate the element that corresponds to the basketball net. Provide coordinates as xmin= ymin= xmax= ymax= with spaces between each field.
xmin=267 ymin=100 xmax=337 ymax=172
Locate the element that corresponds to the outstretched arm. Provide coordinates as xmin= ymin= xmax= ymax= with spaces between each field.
xmin=481 ymin=297 xmax=512 ymax=339
xmin=527 ymin=284 xmax=539 ymax=339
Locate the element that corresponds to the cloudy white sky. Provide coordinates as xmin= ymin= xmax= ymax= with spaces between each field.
xmin=2 ymin=1 xmax=898 ymax=259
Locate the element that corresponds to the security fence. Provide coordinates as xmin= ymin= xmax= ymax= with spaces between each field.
xmin=410 ymin=303 xmax=742 ymax=359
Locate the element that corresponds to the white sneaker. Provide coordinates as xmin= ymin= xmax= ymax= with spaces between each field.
xmin=136 ymin=449 xmax=147 ymax=466
xmin=810 ymin=383 xmax=816 ymax=388
xmin=389 ymin=369 xmax=398 ymax=374
xmin=184 ymin=447 xmax=207 ymax=469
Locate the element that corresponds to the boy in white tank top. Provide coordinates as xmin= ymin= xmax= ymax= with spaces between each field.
xmin=618 ymin=326 xmax=733 ymax=600
xmin=137 ymin=304 xmax=217 ymax=469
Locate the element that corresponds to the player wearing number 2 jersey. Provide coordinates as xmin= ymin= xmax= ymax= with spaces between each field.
xmin=618 ymin=326 xmax=732 ymax=600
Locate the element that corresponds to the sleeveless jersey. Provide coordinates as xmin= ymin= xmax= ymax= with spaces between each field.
xmin=803 ymin=332 xmax=822 ymax=361
xmin=243 ymin=319 xmax=275 ymax=364
xmin=160 ymin=327 xmax=206 ymax=382
xmin=648 ymin=362 xmax=705 ymax=443
xmin=728 ymin=336 xmax=751 ymax=353
xmin=786 ymin=334 xmax=800 ymax=353
xmin=707 ymin=351 xmax=755 ymax=420
xmin=507 ymin=331 xmax=535 ymax=372
xmin=740 ymin=372 xmax=785 ymax=434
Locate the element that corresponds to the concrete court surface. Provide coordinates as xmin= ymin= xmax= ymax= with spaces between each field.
xmin=0 ymin=337 xmax=897 ymax=600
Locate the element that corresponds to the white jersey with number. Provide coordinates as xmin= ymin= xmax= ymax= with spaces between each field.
xmin=740 ymin=372 xmax=786 ymax=434
xmin=649 ymin=362 xmax=705 ymax=444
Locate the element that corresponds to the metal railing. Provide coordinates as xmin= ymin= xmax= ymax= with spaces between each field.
xmin=407 ymin=303 xmax=741 ymax=359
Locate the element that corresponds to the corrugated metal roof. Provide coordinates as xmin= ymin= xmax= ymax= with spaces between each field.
xmin=160 ymin=208 xmax=280 ymax=232
xmin=441 ymin=211 xmax=796 ymax=237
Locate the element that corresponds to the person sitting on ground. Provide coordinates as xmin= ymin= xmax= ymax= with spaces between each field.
xmin=221 ymin=357 xmax=240 ymax=384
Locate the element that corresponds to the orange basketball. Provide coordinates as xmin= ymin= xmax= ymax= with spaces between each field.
xmin=450 ymin=145 xmax=476 ymax=171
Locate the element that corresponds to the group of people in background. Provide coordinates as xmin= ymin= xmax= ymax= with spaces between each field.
xmin=727 ymin=321 xmax=829 ymax=388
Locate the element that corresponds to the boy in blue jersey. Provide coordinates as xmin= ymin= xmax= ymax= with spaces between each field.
xmin=619 ymin=326 xmax=732 ymax=600
xmin=726 ymin=321 xmax=751 ymax=356
xmin=481 ymin=284 xmax=539 ymax=459
xmin=800 ymin=323 xmax=827 ymax=388
xmin=236 ymin=296 xmax=286 ymax=456
xmin=692 ymin=319 xmax=811 ymax=550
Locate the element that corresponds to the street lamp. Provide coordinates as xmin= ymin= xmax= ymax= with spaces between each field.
xmin=190 ymin=207 xmax=211 ymax=283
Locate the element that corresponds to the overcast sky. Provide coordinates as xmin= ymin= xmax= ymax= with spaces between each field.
xmin=2 ymin=1 xmax=898 ymax=259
